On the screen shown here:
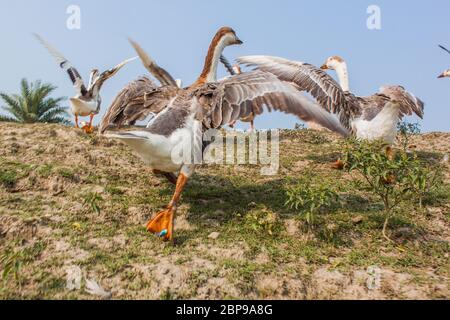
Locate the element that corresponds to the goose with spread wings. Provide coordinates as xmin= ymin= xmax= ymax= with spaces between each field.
xmin=238 ymin=55 xmax=424 ymax=145
xmin=99 ymin=39 xmax=239 ymax=133
xmin=100 ymin=27 xmax=348 ymax=241
xmin=34 ymin=34 xmax=136 ymax=132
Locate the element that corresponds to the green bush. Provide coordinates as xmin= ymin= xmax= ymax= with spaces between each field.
xmin=343 ymin=138 xmax=443 ymax=241
xmin=285 ymin=177 xmax=339 ymax=226
xmin=397 ymin=121 xmax=421 ymax=152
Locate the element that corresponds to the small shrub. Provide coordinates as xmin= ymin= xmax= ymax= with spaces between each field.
xmin=343 ymin=138 xmax=443 ymax=242
xmin=407 ymin=155 xmax=444 ymax=208
xmin=285 ymin=177 xmax=339 ymax=226
xmin=397 ymin=121 xmax=421 ymax=152
xmin=244 ymin=206 xmax=280 ymax=236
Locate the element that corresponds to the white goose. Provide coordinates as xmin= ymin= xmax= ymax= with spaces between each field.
xmin=34 ymin=34 xmax=136 ymax=132
xmin=100 ymin=27 xmax=348 ymax=241
xmin=238 ymin=55 xmax=425 ymax=144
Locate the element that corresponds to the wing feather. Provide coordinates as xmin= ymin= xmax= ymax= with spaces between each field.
xmin=129 ymin=38 xmax=178 ymax=87
xmin=89 ymin=57 xmax=137 ymax=95
xmin=197 ymin=71 xmax=350 ymax=136
xmin=379 ymin=86 xmax=425 ymax=119
xmin=99 ymin=77 xmax=173 ymax=133
xmin=34 ymin=33 xmax=87 ymax=96
xmin=237 ymin=55 xmax=358 ymax=130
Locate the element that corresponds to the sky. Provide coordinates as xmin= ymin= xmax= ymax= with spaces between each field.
xmin=0 ymin=0 xmax=449 ymax=132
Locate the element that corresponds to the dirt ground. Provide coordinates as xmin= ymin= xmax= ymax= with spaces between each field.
xmin=0 ymin=123 xmax=448 ymax=300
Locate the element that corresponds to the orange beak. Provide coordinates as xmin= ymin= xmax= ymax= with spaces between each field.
xmin=320 ymin=64 xmax=329 ymax=70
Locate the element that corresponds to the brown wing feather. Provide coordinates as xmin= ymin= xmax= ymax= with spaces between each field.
xmin=379 ymin=86 xmax=424 ymax=119
xmin=197 ymin=71 xmax=350 ymax=137
xmin=237 ymin=55 xmax=359 ymax=130
xmin=129 ymin=38 xmax=178 ymax=87
xmin=90 ymin=57 xmax=137 ymax=95
xmin=99 ymin=77 xmax=164 ymax=133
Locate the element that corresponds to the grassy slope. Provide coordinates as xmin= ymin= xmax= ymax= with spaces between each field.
xmin=0 ymin=123 xmax=448 ymax=300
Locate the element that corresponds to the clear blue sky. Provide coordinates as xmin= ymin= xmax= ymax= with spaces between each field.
xmin=1 ymin=0 xmax=449 ymax=132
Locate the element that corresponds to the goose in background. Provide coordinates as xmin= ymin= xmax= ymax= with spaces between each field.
xmin=238 ymin=55 xmax=424 ymax=145
xmin=438 ymin=45 xmax=450 ymax=78
xmin=34 ymin=34 xmax=136 ymax=133
xmin=100 ymin=27 xmax=348 ymax=241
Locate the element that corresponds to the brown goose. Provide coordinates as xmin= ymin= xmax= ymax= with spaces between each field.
xmin=100 ymin=40 xmax=237 ymax=133
xmin=100 ymin=27 xmax=348 ymax=241
xmin=34 ymin=33 xmax=136 ymax=132
xmin=238 ymin=55 xmax=425 ymax=144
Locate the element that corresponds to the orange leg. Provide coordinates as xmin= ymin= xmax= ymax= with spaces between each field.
xmin=146 ymin=173 xmax=189 ymax=241
xmin=74 ymin=115 xmax=79 ymax=128
xmin=331 ymin=159 xmax=345 ymax=170
xmin=250 ymin=120 xmax=255 ymax=132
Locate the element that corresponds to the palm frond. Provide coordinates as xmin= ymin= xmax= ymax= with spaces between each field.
xmin=0 ymin=114 xmax=19 ymax=122
xmin=1 ymin=79 xmax=68 ymax=125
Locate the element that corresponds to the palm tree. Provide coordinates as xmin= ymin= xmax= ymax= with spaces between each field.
xmin=0 ymin=79 xmax=70 ymax=125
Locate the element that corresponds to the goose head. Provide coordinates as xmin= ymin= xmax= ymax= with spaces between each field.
xmin=214 ymin=26 xmax=243 ymax=47
xmin=88 ymin=69 xmax=100 ymax=87
xmin=320 ymin=56 xmax=346 ymax=71
xmin=196 ymin=27 xmax=243 ymax=85
xmin=438 ymin=69 xmax=450 ymax=79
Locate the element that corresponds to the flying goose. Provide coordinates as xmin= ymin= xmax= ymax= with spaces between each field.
xmin=438 ymin=45 xmax=450 ymax=78
xmin=100 ymin=27 xmax=348 ymax=241
xmin=238 ymin=55 xmax=425 ymax=144
xmin=34 ymin=34 xmax=136 ymax=132
xmin=220 ymin=55 xmax=256 ymax=131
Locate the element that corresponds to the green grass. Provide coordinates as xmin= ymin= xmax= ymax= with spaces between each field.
xmin=0 ymin=123 xmax=448 ymax=299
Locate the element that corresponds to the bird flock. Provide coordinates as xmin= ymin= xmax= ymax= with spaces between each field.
xmin=34 ymin=27 xmax=446 ymax=241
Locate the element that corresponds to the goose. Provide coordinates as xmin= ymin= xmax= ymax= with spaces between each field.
xmin=100 ymin=40 xmax=237 ymax=133
xmin=34 ymin=34 xmax=136 ymax=132
xmin=438 ymin=45 xmax=450 ymax=78
xmin=220 ymin=55 xmax=256 ymax=131
xmin=238 ymin=55 xmax=425 ymax=145
xmin=100 ymin=27 xmax=349 ymax=241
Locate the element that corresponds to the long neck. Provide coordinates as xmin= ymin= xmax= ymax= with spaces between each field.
xmin=335 ymin=62 xmax=350 ymax=92
xmin=194 ymin=36 xmax=228 ymax=86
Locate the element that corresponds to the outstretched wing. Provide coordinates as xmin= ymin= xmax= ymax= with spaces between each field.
xmin=129 ymin=38 xmax=178 ymax=87
xmin=99 ymin=77 xmax=178 ymax=133
xmin=89 ymin=56 xmax=137 ymax=95
xmin=379 ymin=85 xmax=425 ymax=119
xmin=34 ymin=33 xmax=87 ymax=96
xmin=238 ymin=55 xmax=359 ymax=130
xmin=197 ymin=71 xmax=350 ymax=137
